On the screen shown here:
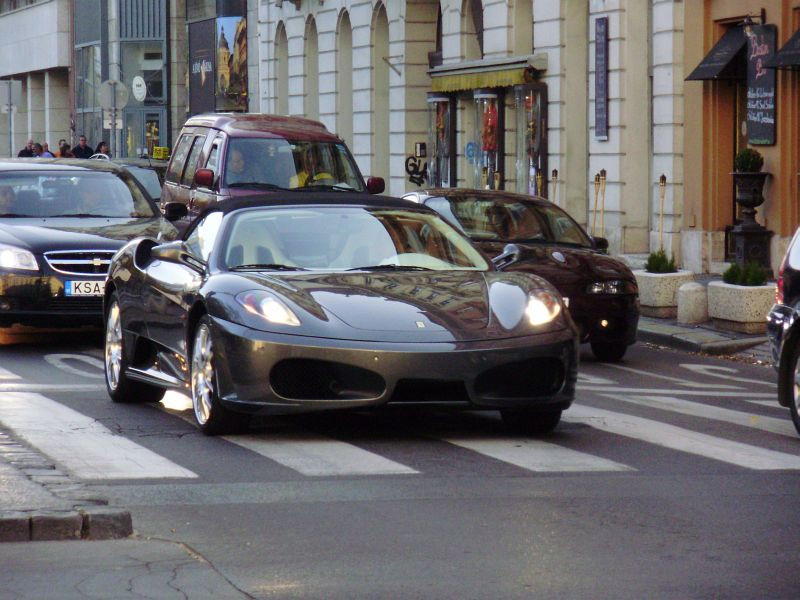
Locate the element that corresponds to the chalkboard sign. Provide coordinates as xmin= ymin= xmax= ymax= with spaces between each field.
xmin=595 ymin=17 xmax=609 ymax=140
xmin=747 ymin=25 xmax=777 ymax=145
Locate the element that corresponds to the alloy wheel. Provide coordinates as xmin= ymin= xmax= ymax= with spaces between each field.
xmin=191 ymin=323 xmax=215 ymax=426
xmin=105 ymin=302 xmax=122 ymax=392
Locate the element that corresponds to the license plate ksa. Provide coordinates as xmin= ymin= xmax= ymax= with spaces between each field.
xmin=65 ymin=280 xmax=104 ymax=296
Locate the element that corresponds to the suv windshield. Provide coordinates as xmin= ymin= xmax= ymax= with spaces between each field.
xmin=223 ymin=138 xmax=366 ymax=192
xmin=0 ymin=171 xmax=156 ymax=218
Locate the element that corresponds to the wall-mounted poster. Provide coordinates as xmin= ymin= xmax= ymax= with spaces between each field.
xmin=188 ymin=19 xmax=215 ymax=115
xmin=215 ymin=15 xmax=247 ymax=111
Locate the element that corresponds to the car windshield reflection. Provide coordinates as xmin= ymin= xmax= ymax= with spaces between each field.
xmin=223 ymin=207 xmax=490 ymax=272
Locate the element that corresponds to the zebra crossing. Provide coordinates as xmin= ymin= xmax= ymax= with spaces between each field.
xmin=0 ymin=357 xmax=796 ymax=481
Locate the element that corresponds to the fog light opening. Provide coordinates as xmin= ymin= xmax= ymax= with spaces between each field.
xmin=0 ymin=299 xmax=11 ymax=311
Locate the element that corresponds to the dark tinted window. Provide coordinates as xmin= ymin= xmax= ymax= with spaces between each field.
xmin=181 ymin=136 xmax=206 ymax=186
xmin=165 ymin=134 xmax=194 ymax=183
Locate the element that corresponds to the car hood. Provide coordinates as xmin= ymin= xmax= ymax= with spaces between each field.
xmin=477 ymin=240 xmax=634 ymax=295
xmin=0 ymin=217 xmax=176 ymax=252
xmin=223 ymin=270 xmax=563 ymax=343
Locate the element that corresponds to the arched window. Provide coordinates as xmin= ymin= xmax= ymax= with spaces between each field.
xmin=337 ymin=11 xmax=353 ymax=147
xmin=371 ymin=3 xmax=389 ymax=180
xmin=304 ymin=17 xmax=319 ymax=120
xmin=275 ymin=22 xmax=288 ymax=115
xmin=462 ymin=0 xmax=483 ymax=60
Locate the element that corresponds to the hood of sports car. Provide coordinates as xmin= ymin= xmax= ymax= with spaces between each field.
xmin=228 ymin=269 xmax=565 ymax=343
xmin=0 ymin=217 xmax=176 ymax=252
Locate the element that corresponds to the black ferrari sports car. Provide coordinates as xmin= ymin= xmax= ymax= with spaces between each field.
xmin=104 ymin=194 xmax=578 ymax=435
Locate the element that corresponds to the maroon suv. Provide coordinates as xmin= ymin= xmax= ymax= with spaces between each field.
xmin=161 ymin=113 xmax=384 ymax=221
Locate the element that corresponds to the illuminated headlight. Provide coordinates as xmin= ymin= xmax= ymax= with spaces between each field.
xmin=236 ymin=291 xmax=300 ymax=327
xmin=0 ymin=243 xmax=38 ymax=271
xmin=526 ymin=292 xmax=562 ymax=326
xmin=586 ymin=280 xmax=633 ymax=295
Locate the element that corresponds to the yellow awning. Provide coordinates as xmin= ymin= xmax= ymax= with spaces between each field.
xmin=431 ymin=68 xmax=536 ymax=92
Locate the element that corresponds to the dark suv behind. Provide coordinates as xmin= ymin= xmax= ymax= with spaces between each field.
xmin=161 ymin=113 xmax=384 ymax=223
xmin=767 ymin=227 xmax=800 ymax=434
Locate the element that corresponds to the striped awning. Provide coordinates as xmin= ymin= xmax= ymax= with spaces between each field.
xmin=429 ymin=54 xmax=547 ymax=92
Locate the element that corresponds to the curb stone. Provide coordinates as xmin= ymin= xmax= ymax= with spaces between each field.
xmin=0 ymin=427 xmax=133 ymax=543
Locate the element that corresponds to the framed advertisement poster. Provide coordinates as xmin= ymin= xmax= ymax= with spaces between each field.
xmin=188 ymin=19 xmax=215 ymax=115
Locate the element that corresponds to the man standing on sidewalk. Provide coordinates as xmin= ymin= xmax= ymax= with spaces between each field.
xmin=17 ymin=139 xmax=34 ymax=157
xmin=71 ymin=135 xmax=93 ymax=159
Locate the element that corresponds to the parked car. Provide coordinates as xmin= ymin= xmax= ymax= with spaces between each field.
xmin=404 ymin=188 xmax=639 ymax=361
xmin=161 ymin=113 xmax=385 ymax=223
xmin=767 ymin=227 xmax=800 ymax=434
xmin=103 ymin=193 xmax=578 ymax=435
xmin=88 ymin=155 xmax=170 ymax=204
xmin=0 ymin=159 xmax=184 ymax=328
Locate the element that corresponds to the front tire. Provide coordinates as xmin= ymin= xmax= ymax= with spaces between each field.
xmin=190 ymin=316 xmax=248 ymax=435
xmin=500 ymin=408 xmax=562 ymax=435
xmin=779 ymin=339 xmax=800 ymax=436
xmin=590 ymin=340 xmax=628 ymax=362
xmin=104 ymin=294 xmax=165 ymax=404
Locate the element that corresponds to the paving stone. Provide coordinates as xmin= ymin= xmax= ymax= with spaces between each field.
xmin=30 ymin=510 xmax=82 ymax=541
xmin=79 ymin=507 xmax=133 ymax=540
xmin=0 ymin=511 xmax=30 ymax=542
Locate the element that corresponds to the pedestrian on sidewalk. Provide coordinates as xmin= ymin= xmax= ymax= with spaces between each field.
xmin=94 ymin=141 xmax=110 ymax=158
xmin=36 ymin=143 xmax=55 ymax=158
xmin=71 ymin=135 xmax=93 ymax=159
xmin=41 ymin=142 xmax=55 ymax=158
xmin=17 ymin=139 xmax=34 ymax=157
xmin=58 ymin=142 xmax=73 ymax=158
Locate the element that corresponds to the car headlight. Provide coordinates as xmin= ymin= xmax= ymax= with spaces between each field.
xmin=526 ymin=292 xmax=562 ymax=326
xmin=586 ymin=280 xmax=635 ymax=294
xmin=0 ymin=243 xmax=38 ymax=271
xmin=235 ymin=290 xmax=300 ymax=327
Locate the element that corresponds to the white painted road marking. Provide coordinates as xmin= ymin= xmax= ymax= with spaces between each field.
xmin=604 ymin=363 xmax=742 ymax=389
xmin=0 ymin=365 xmax=20 ymax=380
xmin=442 ymin=435 xmax=634 ymax=472
xmin=680 ymin=364 xmax=777 ymax=388
xmin=576 ymin=386 xmax=775 ymax=398
xmin=0 ymin=383 xmax=103 ymax=392
xmin=44 ymin=353 xmax=105 ymax=379
xmin=600 ymin=394 xmax=798 ymax=438
xmin=0 ymin=392 xmax=197 ymax=479
xmin=227 ymin=433 xmax=419 ymax=476
xmin=565 ymin=404 xmax=800 ymax=470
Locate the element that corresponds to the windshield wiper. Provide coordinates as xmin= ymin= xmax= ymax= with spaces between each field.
xmin=296 ymin=184 xmax=356 ymax=192
xmin=230 ymin=263 xmax=307 ymax=271
xmin=227 ymin=182 xmax=295 ymax=192
xmin=347 ymin=264 xmax=433 ymax=272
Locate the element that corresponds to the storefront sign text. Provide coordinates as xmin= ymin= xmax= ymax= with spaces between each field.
xmin=746 ymin=25 xmax=776 ymax=145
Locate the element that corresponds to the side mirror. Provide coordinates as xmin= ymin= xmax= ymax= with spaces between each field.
xmin=492 ymin=243 xmax=522 ymax=270
xmin=194 ymin=168 xmax=214 ymax=188
xmin=366 ymin=176 xmax=385 ymax=195
xmin=150 ymin=241 xmax=205 ymax=272
xmin=592 ymin=236 xmax=609 ymax=252
xmin=163 ymin=202 xmax=188 ymax=222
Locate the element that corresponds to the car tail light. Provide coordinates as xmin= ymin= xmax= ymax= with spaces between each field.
xmin=777 ymin=253 xmax=787 ymax=304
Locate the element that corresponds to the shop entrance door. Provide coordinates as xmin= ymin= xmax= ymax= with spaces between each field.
xmin=122 ymin=108 xmax=165 ymax=158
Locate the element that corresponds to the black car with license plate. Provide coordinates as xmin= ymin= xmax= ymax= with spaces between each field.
xmin=0 ymin=159 xmax=182 ymax=328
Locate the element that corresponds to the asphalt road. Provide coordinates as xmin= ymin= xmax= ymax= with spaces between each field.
xmin=0 ymin=330 xmax=798 ymax=599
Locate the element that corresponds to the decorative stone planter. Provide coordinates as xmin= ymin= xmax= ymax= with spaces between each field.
xmin=633 ymin=270 xmax=695 ymax=318
xmin=707 ymin=280 xmax=776 ymax=334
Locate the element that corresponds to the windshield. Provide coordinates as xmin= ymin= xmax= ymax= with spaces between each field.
xmin=223 ymin=138 xmax=366 ymax=192
xmin=124 ymin=166 xmax=162 ymax=200
xmin=428 ymin=196 xmax=593 ymax=248
xmin=0 ymin=171 xmax=156 ymax=218
xmin=223 ymin=206 xmax=489 ymax=271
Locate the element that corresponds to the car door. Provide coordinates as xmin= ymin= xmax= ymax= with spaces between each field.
xmin=189 ymin=132 xmax=225 ymax=218
xmin=142 ymin=211 xmax=223 ymax=356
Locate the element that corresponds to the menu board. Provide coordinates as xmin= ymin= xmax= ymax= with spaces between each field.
xmin=595 ymin=17 xmax=609 ymax=140
xmin=747 ymin=25 xmax=776 ymax=145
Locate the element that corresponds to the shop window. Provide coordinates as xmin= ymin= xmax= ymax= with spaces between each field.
xmin=427 ymin=94 xmax=454 ymax=188
xmin=514 ymin=83 xmax=548 ymax=197
xmin=121 ymin=42 xmax=166 ymax=104
xmin=474 ymin=90 xmax=502 ymax=189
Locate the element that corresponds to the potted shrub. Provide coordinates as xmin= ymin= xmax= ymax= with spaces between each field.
xmin=633 ymin=249 xmax=694 ymax=318
xmin=708 ymin=262 xmax=775 ymax=333
xmin=731 ymin=148 xmax=769 ymax=228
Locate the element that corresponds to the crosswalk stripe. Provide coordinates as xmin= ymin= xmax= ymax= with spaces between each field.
xmin=0 ymin=392 xmax=197 ymax=479
xmin=565 ymin=404 xmax=800 ymax=470
xmin=0 ymin=365 xmax=20 ymax=380
xmin=226 ymin=433 xmax=419 ymax=476
xmin=577 ymin=386 xmax=775 ymax=398
xmin=600 ymin=394 xmax=798 ymax=438
xmin=441 ymin=436 xmax=634 ymax=472
xmin=0 ymin=383 xmax=103 ymax=392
